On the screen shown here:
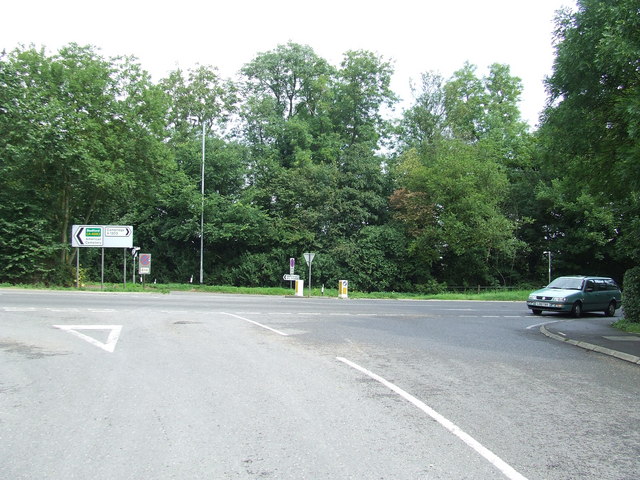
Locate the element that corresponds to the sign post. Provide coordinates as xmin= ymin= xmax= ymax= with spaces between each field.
xmin=289 ymin=257 xmax=295 ymax=288
xmin=139 ymin=253 xmax=151 ymax=289
xmin=303 ymin=253 xmax=315 ymax=297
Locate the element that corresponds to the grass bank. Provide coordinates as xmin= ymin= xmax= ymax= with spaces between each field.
xmin=0 ymin=282 xmax=530 ymax=302
xmin=612 ymin=319 xmax=640 ymax=334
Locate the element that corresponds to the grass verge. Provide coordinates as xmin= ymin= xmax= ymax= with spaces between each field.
xmin=612 ymin=319 xmax=640 ymax=334
xmin=0 ymin=282 xmax=530 ymax=301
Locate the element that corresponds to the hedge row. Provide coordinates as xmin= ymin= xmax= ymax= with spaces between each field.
xmin=623 ymin=267 xmax=640 ymax=323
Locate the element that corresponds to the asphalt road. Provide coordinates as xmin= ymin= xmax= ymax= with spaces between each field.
xmin=1 ymin=289 xmax=639 ymax=479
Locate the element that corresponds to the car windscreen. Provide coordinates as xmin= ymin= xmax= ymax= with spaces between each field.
xmin=547 ymin=277 xmax=584 ymax=290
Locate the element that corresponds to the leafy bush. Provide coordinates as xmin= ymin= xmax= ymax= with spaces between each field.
xmin=623 ymin=267 xmax=640 ymax=323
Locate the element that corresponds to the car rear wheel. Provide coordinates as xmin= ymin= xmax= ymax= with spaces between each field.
xmin=571 ymin=301 xmax=583 ymax=318
xmin=604 ymin=301 xmax=616 ymax=317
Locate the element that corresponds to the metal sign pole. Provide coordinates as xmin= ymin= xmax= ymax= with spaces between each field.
xmin=76 ymin=248 xmax=80 ymax=288
xmin=303 ymin=253 xmax=315 ymax=297
xmin=101 ymin=247 xmax=105 ymax=291
xmin=123 ymin=248 xmax=127 ymax=288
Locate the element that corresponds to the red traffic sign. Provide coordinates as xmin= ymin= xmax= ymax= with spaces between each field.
xmin=139 ymin=253 xmax=151 ymax=274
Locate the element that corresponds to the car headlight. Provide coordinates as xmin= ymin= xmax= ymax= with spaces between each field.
xmin=552 ymin=297 xmax=566 ymax=302
xmin=528 ymin=294 xmax=536 ymax=300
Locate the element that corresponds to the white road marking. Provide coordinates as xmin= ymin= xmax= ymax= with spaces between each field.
xmin=526 ymin=321 xmax=559 ymax=330
xmin=53 ymin=325 xmax=122 ymax=352
xmin=221 ymin=313 xmax=289 ymax=336
xmin=337 ymin=357 xmax=529 ymax=480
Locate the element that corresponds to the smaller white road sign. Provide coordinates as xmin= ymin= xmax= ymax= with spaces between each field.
xmin=105 ymin=226 xmax=132 ymax=237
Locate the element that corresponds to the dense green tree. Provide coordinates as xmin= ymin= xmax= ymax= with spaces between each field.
xmin=400 ymin=71 xmax=447 ymax=148
xmin=7 ymin=36 xmax=620 ymax=291
xmin=331 ymin=50 xmax=398 ymax=148
xmin=395 ymin=63 xmax=532 ymax=285
xmin=238 ymin=43 xmax=396 ymax=277
xmin=539 ymin=0 xmax=640 ymax=277
xmin=160 ymin=65 xmax=237 ymax=139
xmin=0 ymin=44 xmax=172 ymax=283
xmin=392 ymin=142 xmax=519 ymax=286
xmin=240 ymin=42 xmax=334 ymax=167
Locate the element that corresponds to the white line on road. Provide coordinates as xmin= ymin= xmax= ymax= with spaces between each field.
xmin=336 ymin=357 xmax=529 ymax=480
xmin=53 ymin=325 xmax=122 ymax=353
xmin=221 ymin=313 xmax=289 ymax=336
xmin=526 ymin=321 xmax=560 ymax=330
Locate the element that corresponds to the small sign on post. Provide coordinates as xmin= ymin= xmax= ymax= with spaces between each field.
xmin=303 ymin=252 xmax=315 ymax=297
xmin=139 ymin=253 xmax=151 ymax=275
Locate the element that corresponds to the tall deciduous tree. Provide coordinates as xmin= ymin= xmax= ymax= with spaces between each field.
xmin=332 ymin=50 xmax=397 ymax=149
xmin=0 ymin=44 xmax=172 ymax=283
xmin=394 ymin=62 xmax=531 ymax=285
xmin=540 ymin=0 xmax=640 ymax=274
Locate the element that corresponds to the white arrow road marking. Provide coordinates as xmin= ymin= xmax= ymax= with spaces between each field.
xmin=53 ymin=325 xmax=122 ymax=353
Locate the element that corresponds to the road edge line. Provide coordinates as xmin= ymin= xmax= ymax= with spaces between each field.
xmin=336 ymin=357 xmax=529 ymax=480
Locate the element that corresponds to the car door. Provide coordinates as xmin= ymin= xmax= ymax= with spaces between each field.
xmin=582 ymin=279 xmax=599 ymax=312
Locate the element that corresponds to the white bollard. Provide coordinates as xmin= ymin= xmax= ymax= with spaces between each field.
xmin=295 ymin=279 xmax=305 ymax=297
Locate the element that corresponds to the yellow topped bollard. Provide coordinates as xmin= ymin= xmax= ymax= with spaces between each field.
xmin=338 ymin=280 xmax=349 ymax=299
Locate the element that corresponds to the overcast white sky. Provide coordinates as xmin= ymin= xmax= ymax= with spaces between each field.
xmin=3 ymin=0 xmax=575 ymax=128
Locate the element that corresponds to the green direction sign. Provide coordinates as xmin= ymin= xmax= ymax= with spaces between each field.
xmin=86 ymin=228 xmax=102 ymax=237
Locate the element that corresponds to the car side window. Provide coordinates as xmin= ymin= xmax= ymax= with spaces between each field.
xmin=585 ymin=280 xmax=595 ymax=291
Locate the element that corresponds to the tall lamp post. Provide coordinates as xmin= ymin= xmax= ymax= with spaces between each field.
xmin=200 ymin=120 xmax=205 ymax=284
xmin=543 ymin=251 xmax=552 ymax=284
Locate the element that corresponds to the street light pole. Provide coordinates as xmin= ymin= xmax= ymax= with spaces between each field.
xmin=543 ymin=251 xmax=552 ymax=284
xmin=200 ymin=120 xmax=205 ymax=284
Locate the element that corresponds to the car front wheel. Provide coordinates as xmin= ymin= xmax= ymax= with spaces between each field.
xmin=604 ymin=301 xmax=616 ymax=317
xmin=571 ymin=301 xmax=583 ymax=318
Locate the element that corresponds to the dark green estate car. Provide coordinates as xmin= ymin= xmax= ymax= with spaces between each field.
xmin=527 ymin=275 xmax=622 ymax=317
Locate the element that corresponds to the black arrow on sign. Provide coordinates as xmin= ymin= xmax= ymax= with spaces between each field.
xmin=75 ymin=227 xmax=84 ymax=245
